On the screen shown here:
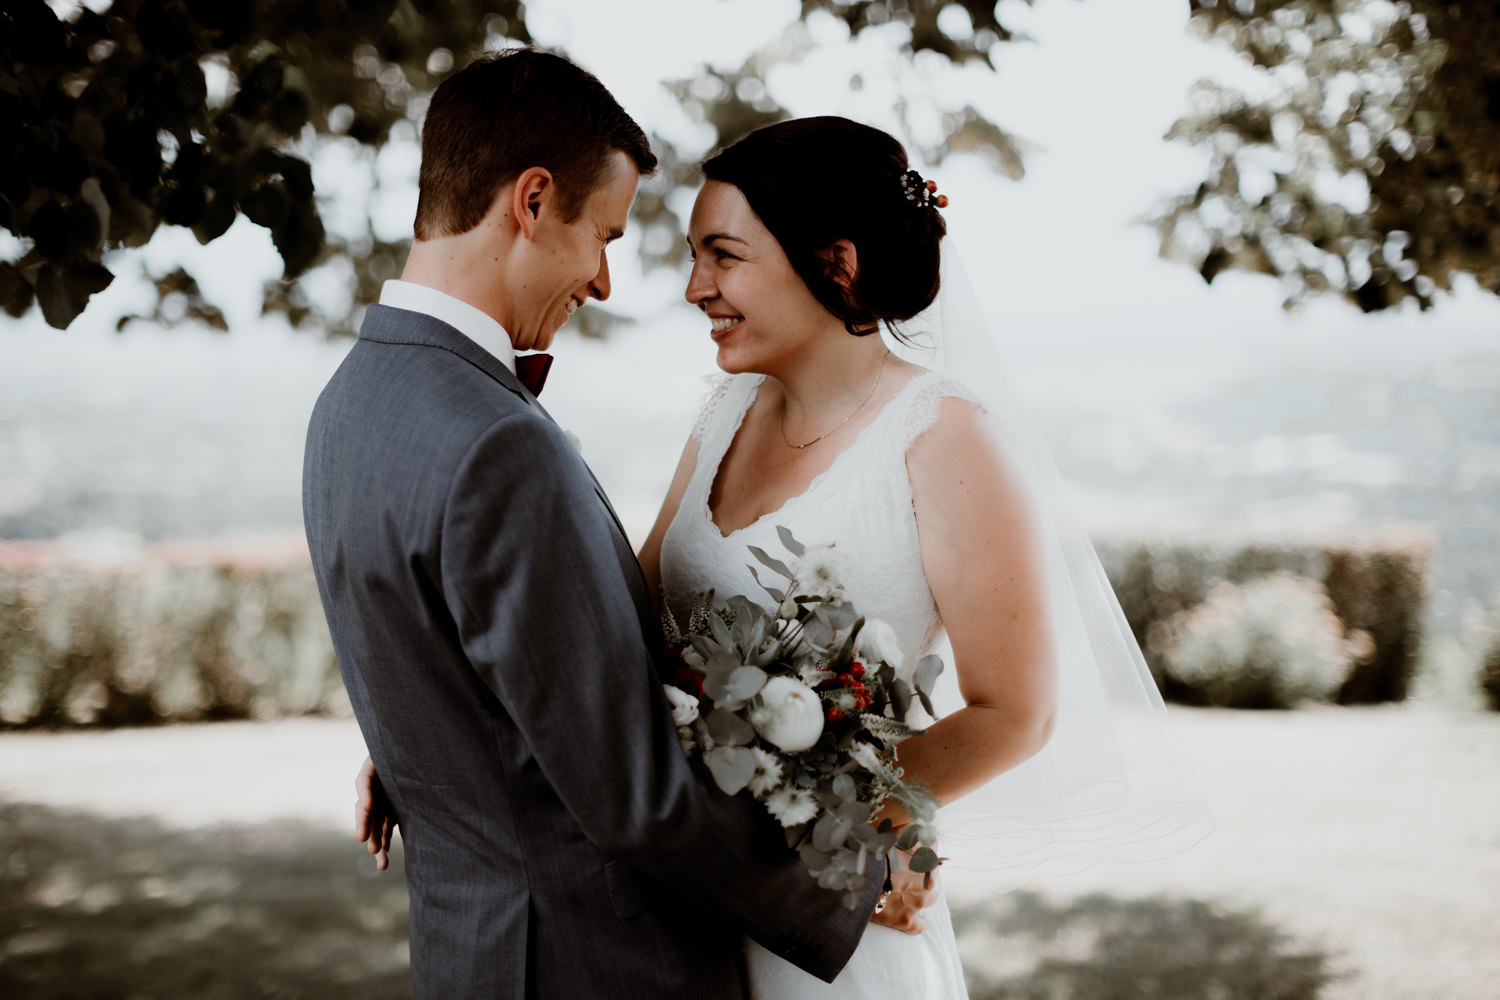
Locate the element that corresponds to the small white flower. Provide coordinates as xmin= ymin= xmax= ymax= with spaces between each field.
xmin=563 ymin=429 xmax=583 ymax=454
xmin=765 ymin=786 xmax=819 ymax=828
xmin=791 ymin=544 xmax=845 ymax=600
xmin=752 ymin=676 xmax=825 ymax=752
xmin=681 ymin=646 xmax=705 ymax=668
xmin=846 ymin=741 xmax=899 ymax=782
xmin=748 ymin=747 xmax=784 ymax=798
xmin=662 ymin=684 xmax=700 ymax=727
xmin=676 ymin=725 xmax=697 ymax=754
xmin=855 ymin=618 xmax=904 ymax=671
xmin=798 ymin=663 xmax=835 ymax=687
xmin=777 ymin=594 xmax=799 ymax=619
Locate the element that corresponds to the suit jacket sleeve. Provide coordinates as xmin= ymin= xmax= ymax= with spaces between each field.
xmin=438 ymin=410 xmax=882 ymax=982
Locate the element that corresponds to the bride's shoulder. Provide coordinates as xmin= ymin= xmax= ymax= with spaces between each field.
xmin=898 ymin=370 xmax=987 ymax=445
xmin=690 ymin=371 xmax=764 ymax=440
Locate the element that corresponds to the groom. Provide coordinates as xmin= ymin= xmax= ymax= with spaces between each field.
xmin=303 ymin=50 xmax=885 ymax=997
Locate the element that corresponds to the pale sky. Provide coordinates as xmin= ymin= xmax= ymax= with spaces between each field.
xmin=3 ymin=0 xmax=1497 ymax=558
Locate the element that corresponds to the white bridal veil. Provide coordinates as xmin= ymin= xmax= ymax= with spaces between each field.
xmin=887 ymin=239 xmax=1215 ymax=889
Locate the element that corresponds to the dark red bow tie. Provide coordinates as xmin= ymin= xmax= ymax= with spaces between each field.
xmin=514 ymin=353 xmax=553 ymax=397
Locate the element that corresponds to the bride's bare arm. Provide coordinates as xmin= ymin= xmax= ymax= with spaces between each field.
xmin=895 ymin=396 xmax=1058 ymax=809
xmin=637 ymin=435 xmax=700 ymax=604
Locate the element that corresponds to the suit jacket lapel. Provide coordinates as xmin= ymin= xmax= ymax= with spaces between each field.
xmin=359 ymin=304 xmax=650 ymax=619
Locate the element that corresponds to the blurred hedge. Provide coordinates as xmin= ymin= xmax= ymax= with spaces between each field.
xmin=1482 ymin=636 xmax=1500 ymax=712
xmin=0 ymin=532 xmax=1435 ymax=726
xmin=0 ymin=539 xmax=343 ymax=728
xmin=1096 ymin=533 xmax=1431 ymax=707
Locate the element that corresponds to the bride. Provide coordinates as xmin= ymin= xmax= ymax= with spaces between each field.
xmin=358 ymin=115 xmax=1207 ymax=997
xmin=637 ymin=116 xmax=1053 ymax=998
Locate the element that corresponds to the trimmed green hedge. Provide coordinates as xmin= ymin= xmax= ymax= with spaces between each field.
xmin=0 ymin=541 xmax=343 ymax=727
xmin=1095 ymin=533 xmax=1431 ymax=707
xmin=0 ymin=531 xmax=1435 ymax=726
xmin=1482 ymin=636 xmax=1500 ymax=712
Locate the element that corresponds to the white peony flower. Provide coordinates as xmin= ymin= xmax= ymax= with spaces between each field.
xmin=765 ymin=786 xmax=819 ymax=828
xmin=748 ymin=747 xmax=784 ymax=798
xmin=791 ymin=544 xmax=846 ymax=600
xmin=855 ymin=618 xmax=904 ymax=670
xmin=752 ymin=676 xmax=825 ymax=752
xmin=662 ymin=684 xmax=700 ymax=727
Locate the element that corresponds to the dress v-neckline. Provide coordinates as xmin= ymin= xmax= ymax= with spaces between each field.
xmin=704 ymin=371 xmax=933 ymax=539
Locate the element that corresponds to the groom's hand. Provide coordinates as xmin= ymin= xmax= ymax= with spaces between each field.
xmin=355 ymin=756 xmax=394 ymax=871
xmin=869 ymin=849 xmax=940 ymax=935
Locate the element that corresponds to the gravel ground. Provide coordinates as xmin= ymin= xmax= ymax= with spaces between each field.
xmin=2 ymin=705 xmax=1497 ymax=999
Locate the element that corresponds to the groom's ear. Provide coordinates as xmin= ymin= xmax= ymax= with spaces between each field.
xmin=814 ymin=240 xmax=859 ymax=289
xmin=510 ymin=166 xmax=555 ymax=239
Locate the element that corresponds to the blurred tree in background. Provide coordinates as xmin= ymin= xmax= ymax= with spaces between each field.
xmin=1157 ymin=0 xmax=1500 ymax=312
xmin=5 ymin=0 xmax=1494 ymax=333
xmin=0 ymin=0 xmax=1032 ymax=334
xmin=1 ymin=0 xmax=532 ymax=332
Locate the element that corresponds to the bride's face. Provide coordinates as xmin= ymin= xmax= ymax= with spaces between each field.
xmin=685 ymin=181 xmax=840 ymax=376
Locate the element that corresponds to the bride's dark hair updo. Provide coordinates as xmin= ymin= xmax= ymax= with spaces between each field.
xmin=701 ymin=116 xmax=945 ymax=336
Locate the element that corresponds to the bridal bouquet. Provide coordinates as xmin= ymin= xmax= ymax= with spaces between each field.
xmin=661 ymin=527 xmax=944 ymax=910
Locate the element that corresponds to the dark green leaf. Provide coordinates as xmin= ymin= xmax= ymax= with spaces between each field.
xmin=908 ymin=846 xmax=942 ymax=874
xmin=0 ymin=262 xmax=33 ymax=317
xmin=747 ymin=544 xmax=795 ymax=581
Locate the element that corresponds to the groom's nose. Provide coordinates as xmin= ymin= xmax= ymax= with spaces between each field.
xmin=589 ymin=251 xmax=612 ymax=301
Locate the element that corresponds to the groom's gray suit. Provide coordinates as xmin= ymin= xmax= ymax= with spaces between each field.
xmin=304 ymin=304 xmax=879 ymax=998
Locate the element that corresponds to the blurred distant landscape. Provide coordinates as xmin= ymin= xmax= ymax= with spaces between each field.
xmin=3 ymin=304 xmax=1495 ymax=659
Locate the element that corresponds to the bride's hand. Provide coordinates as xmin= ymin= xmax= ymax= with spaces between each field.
xmin=869 ymin=848 xmax=940 ymax=935
xmin=355 ymin=755 xmax=395 ymax=871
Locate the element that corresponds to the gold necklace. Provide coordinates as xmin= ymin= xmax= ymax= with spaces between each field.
xmin=780 ymin=351 xmax=890 ymax=450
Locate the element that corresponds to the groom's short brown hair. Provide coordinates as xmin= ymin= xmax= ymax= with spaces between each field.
xmin=414 ymin=49 xmax=656 ymax=239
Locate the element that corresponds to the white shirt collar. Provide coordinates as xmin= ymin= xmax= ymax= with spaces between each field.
xmin=378 ymin=279 xmax=517 ymax=374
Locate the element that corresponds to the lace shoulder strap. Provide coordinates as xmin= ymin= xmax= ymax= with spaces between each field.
xmin=689 ymin=372 xmax=762 ymax=442
xmin=899 ymin=372 xmax=985 ymax=451
xmin=689 ymin=373 xmax=735 ymax=441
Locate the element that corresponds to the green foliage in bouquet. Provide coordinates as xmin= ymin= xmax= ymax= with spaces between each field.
xmin=661 ymin=527 xmax=944 ymax=910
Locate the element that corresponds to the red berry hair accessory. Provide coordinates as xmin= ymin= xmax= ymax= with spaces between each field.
xmin=900 ymin=168 xmax=949 ymax=210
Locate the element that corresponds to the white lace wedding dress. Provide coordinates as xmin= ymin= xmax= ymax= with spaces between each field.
xmin=660 ymin=369 xmax=973 ymax=1000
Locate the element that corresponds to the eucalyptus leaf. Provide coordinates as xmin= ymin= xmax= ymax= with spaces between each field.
xmin=890 ymin=680 xmax=912 ymax=721
xmin=704 ymin=746 xmax=756 ymax=795
xmin=842 ymin=891 xmax=861 ymax=911
xmin=832 ymin=773 xmax=857 ymax=803
xmin=799 ymin=843 xmax=832 ymax=872
xmin=918 ymin=690 xmax=935 ymax=716
xmin=818 ymin=867 xmax=849 ymax=890
xmin=895 ymin=827 xmax=921 ymax=851
xmin=747 ymin=544 xmax=795 ymax=581
xmin=708 ymin=609 xmax=733 ymax=646
xmin=812 ymin=813 xmax=842 ymax=852
xmin=823 ymin=601 xmax=858 ymax=631
xmin=908 ymin=846 xmax=942 ymax=874
xmin=688 ymin=634 xmax=720 ymax=661
xmin=706 ymin=707 xmax=756 ymax=746
xmin=776 ymin=525 xmax=806 ymax=557
xmin=836 ymin=801 xmax=867 ymax=824
xmin=747 ymin=564 xmax=785 ymax=603
xmin=913 ymin=655 xmax=944 ymax=695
